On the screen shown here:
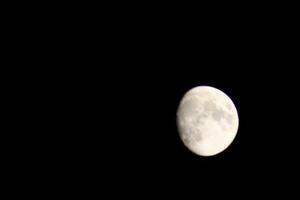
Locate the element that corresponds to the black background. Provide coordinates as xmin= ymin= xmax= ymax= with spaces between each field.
xmin=6 ymin=4 xmax=299 ymax=197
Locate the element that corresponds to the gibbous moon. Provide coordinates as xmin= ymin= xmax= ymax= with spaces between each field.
xmin=177 ymin=86 xmax=239 ymax=156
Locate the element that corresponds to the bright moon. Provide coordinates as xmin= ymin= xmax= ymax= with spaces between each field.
xmin=177 ymin=86 xmax=239 ymax=156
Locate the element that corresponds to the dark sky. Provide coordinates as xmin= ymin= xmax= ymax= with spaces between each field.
xmin=76 ymin=50 xmax=298 ymax=196
xmin=86 ymin=27 xmax=298 ymax=195
xmin=10 ymin=8 xmax=299 ymax=197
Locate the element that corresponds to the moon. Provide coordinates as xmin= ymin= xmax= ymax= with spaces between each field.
xmin=177 ymin=86 xmax=239 ymax=156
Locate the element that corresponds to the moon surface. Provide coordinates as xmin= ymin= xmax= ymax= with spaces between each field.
xmin=177 ymin=86 xmax=239 ymax=156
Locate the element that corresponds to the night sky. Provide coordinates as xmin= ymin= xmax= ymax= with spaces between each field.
xmin=10 ymin=6 xmax=299 ymax=197
xmin=81 ymin=49 xmax=298 ymax=196
xmin=87 ymin=27 xmax=298 ymax=196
